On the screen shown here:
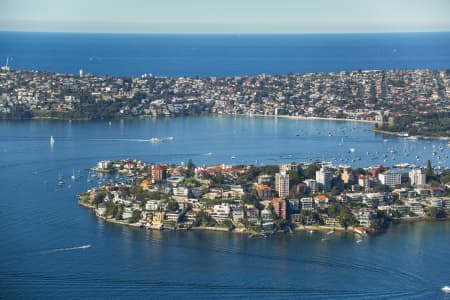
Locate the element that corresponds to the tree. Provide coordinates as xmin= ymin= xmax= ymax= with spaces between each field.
xmin=426 ymin=160 xmax=438 ymax=183
xmin=114 ymin=205 xmax=124 ymax=220
xmin=370 ymin=211 xmax=390 ymax=231
xmin=338 ymin=206 xmax=356 ymax=228
xmin=428 ymin=207 xmax=447 ymax=219
xmin=303 ymin=163 xmax=319 ymax=179
xmin=186 ymin=159 xmax=195 ymax=178
xmin=167 ymin=200 xmax=179 ymax=211
xmin=129 ymin=210 xmax=141 ymax=223
xmin=287 ymin=170 xmax=302 ymax=186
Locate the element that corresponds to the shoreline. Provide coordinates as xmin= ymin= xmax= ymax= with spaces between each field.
xmin=373 ymin=128 xmax=450 ymax=141
xmin=80 ymin=199 xmax=450 ymax=237
xmin=237 ymin=113 xmax=378 ymax=124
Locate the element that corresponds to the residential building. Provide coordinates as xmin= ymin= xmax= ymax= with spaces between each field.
xmin=288 ymin=199 xmax=300 ymax=213
xmin=300 ymin=197 xmax=314 ymax=210
xmin=211 ymin=203 xmax=231 ymax=221
xmin=272 ymin=198 xmax=287 ymax=219
xmin=152 ymin=165 xmax=167 ymax=183
xmin=409 ymin=168 xmax=426 ymax=187
xmin=256 ymin=184 xmax=272 ymax=200
xmin=316 ymin=167 xmax=332 ymax=192
xmin=304 ymin=179 xmax=319 ymax=194
xmin=378 ymin=171 xmax=402 ymax=186
xmin=341 ymin=168 xmax=353 ymax=184
xmin=275 ymin=171 xmax=290 ymax=199
xmin=314 ymin=195 xmax=329 ymax=208
xmin=257 ymin=174 xmax=272 ymax=184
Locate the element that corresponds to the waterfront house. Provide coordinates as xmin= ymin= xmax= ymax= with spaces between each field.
xmin=314 ymin=195 xmax=329 ymax=208
xmin=166 ymin=210 xmax=182 ymax=223
xmin=211 ymin=203 xmax=231 ymax=221
xmin=97 ymin=203 xmax=107 ymax=216
xmin=122 ymin=207 xmax=134 ymax=220
xmin=300 ymin=197 xmax=314 ymax=210
xmin=256 ymin=184 xmax=272 ymax=200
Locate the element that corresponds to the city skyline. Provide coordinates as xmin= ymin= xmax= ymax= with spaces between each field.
xmin=1 ymin=0 xmax=450 ymax=34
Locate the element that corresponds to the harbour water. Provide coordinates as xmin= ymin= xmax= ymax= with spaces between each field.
xmin=0 ymin=117 xmax=449 ymax=299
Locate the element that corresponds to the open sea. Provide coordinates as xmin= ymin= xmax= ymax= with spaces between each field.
xmin=0 ymin=32 xmax=450 ymax=299
xmin=0 ymin=32 xmax=449 ymax=77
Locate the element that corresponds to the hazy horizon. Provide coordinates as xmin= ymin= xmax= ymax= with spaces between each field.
xmin=1 ymin=0 xmax=449 ymax=34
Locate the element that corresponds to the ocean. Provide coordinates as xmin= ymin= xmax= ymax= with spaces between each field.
xmin=0 ymin=32 xmax=449 ymax=77
xmin=0 ymin=32 xmax=450 ymax=299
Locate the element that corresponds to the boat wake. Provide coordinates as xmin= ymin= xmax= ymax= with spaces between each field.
xmin=37 ymin=244 xmax=91 ymax=254
xmin=89 ymin=138 xmax=150 ymax=142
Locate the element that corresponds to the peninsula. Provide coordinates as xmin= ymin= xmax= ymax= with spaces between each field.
xmin=78 ymin=159 xmax=450 ymax=235
xmin=1 ymin=67 xmax=449 ymax=137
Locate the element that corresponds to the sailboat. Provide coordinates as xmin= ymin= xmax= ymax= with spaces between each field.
xmin=57 ymin=173 xmax=64 ymax=186
xmin=71 ymin=169 xmax=81 ymax=181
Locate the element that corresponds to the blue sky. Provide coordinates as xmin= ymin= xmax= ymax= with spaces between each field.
xmin=1 ymin=0 xmax=449 ymax=34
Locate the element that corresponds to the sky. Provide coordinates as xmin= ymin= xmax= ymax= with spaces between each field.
xmin=0 ymin=0 xmax=449 ymax=34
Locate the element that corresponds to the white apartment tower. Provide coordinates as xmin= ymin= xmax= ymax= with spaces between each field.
xmin=409 ymin=168 xmax=426 ymax=187
xmin=275 ymin=171 xmax=290 ymax=199
xmin=316 ymin=166 xmax=332 ymax=192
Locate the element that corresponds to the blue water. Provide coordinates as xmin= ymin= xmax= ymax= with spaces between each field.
xmin=0 ymin=117 xmax=449 ymax=299
xmin=0 ymin=32 xmax=449 ymax=77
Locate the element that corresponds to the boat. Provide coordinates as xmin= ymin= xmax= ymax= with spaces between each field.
xmin=405 ymin=136 xmax=418 ymax=141
xmin=327 ymin=230 xmax=335 ymax=236
xmin=80 ymin=244 xmax=92 ymax=249
xmin=348 ymin=148 xmax=355 ymax=153
xmin=393 ymin=163 xmax=410 ymax=169
xmin=50 ymin=135 xmax=55 ymax=145
xmin=442 ymin=286 xmax=450 ymax=293
xmin=57 ymin=174 xmax=64 ymax=186
xmin=206 ymin=152 xmax=213 ymax=156
xmin=71 ymin=169 xmax=82 ymax=181
xmin=231 ymin=156 xmax=236 ymax=159
xmin=149 ymin=137 xmax=162 ymax=143
xmin=165 ymin=136 xmax=174 ymax=141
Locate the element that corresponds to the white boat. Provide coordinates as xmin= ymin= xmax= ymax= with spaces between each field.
xmin=348 ymin=148 xmax=355 ymax=153
xmin=441 ymin=286 xmax=450 ymax=293
xmin=57 ymin=174 xmax=64 ymax=186
xmin=165 ymin=136 xmax=174 ymax=140
xmin=50 ymin=135 xmax=55 ymax=145
xmin=405 ymin=136 xmax=418 ymax=141
xmin=80 ymin=244 xmax=91 ymax=249
xmin=393 ymin=163 xmax=410 ymax=169
xmin=149 ymin=137 xmax=162 ymax=143
xmin=327 ymin=230 xmax=334 ymax=235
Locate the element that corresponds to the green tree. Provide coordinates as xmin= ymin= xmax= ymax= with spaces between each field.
xmin=114 ymin=205 xmax=124 ymax=220
xmin=338 ymin=206 xmax=356 ymax=228
xmin=303 ymin=163 xmax=319 ymax=179
xmin=186 ymin=159 xmax=196 ymax=178
xmin=129 ymin=209 xmax=141 ymax=223
xmin=167 ymin=200 xmax=179 ymax=211
xmin=428 ymin=207 xmax=447 ymax=219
